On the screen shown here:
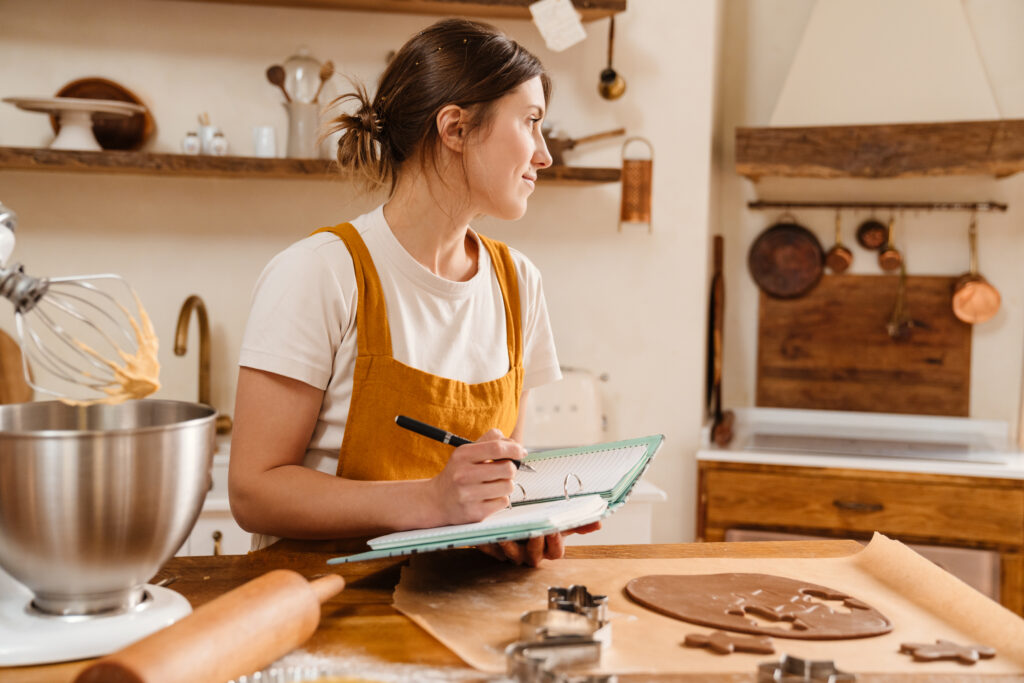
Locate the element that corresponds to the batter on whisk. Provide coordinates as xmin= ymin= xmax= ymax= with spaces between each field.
xmin=63 ymin=290 xmax=161 ymax=406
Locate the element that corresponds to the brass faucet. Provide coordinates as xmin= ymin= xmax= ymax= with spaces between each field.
xmin=174 ymin=295 xmax=233 ymax=434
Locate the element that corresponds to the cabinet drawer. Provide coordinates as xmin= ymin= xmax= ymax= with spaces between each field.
xmin=703 ymin=469 xmax=1024 ymax=546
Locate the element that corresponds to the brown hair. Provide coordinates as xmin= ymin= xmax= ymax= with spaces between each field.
xmin=325 ymin=18 xmax=551 ymax=193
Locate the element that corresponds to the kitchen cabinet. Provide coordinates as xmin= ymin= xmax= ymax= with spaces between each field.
xmin=696 ymin=459 xmax=1024 ymax=616
xmin=176 ymin=452 xmax=251 ymax=557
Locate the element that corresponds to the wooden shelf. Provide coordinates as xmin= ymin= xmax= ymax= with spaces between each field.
xmin=175 ymin=0 xmax=626 ymax=21
xmin=736 ymin=119 xmax=1024 ymax=180
xmin=0 ymin=146 xmax=620 ymax=184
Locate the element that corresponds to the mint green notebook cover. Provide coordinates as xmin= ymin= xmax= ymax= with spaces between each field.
xmin=327 ymin=434 xmax=663 ymax=565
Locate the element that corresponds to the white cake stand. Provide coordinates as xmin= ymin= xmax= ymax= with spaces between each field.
xmin=3 ymin=96 xmax=146 ymax=151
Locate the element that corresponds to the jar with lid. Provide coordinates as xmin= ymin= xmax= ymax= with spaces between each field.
xmin=181 ymin=131 xmax=200 ymax=155
xmin=210 ymin=131 xmax=229 ymax=156
xmin=283 ymin=47 xmax=323 ymax=104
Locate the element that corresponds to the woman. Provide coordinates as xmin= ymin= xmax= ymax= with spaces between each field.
xmin=229 ymin=18 xmax=596 ymax=565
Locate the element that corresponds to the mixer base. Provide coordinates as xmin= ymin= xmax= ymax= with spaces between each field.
xmin=0 ymin=573 xmax=191 ymax=666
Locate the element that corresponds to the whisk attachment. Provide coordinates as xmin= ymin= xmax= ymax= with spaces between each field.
xmin=8 ymin=270 xmax=160 ymax=404
xmin=0 ymin=201 xmax=160 ymax=404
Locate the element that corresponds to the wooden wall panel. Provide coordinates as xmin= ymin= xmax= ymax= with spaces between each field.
xmin=756 ymin=275 xmax=971 ymax=416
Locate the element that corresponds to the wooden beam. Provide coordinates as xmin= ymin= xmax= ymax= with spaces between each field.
xmin=736 ymin=119 xmax=1024 ymax=180
xmin=0 ymin=146 xmax=620 ymax=184
xmin=172 ymin=0 xmax=626 ymax=21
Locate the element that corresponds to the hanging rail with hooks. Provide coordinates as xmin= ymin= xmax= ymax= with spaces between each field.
xmin=747 ymin=200 xmax=1008 ymax=213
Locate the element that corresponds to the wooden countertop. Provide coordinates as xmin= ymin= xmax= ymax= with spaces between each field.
xmin=5 ymin=540 xmax=1019 ymax=682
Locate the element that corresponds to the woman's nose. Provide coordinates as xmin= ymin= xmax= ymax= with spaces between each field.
xmin=533 ymin=132 xmax=553 ymax=168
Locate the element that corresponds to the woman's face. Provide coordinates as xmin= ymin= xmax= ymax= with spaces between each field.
xmin=464 ymin=77 xmax=553 ymax=221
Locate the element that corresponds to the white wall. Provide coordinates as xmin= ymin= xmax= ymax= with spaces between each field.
xmin=0 ymin=0 xmax=719 ymax=543
xmin=714 ymin=0 xmax=1024 ymax=432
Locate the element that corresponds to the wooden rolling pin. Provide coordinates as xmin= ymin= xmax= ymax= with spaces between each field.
xmin=75 ymin=569 xmax=345 ymax=683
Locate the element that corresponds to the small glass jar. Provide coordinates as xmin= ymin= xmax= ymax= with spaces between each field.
xmin=210 ymin=132 xmax=229 ymax=157
xmin=181 ymin=131 xmax=201 ymax=155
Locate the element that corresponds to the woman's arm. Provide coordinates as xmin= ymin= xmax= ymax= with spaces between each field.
xmin=228 ymin=367 xmax=525 ymax=539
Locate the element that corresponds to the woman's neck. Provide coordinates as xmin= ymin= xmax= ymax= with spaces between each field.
xmin=383 ymin=167 xmax=479 ymax=282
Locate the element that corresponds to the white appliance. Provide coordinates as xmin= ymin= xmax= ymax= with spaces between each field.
xmin=522 ymin=367 xmax=667 ymax=545
xmin=0 ymin=567 xmax=191 ymax=666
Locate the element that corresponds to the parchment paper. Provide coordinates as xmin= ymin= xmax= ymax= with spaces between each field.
xmin=392 ymin=534 xmax=1024 ymax=675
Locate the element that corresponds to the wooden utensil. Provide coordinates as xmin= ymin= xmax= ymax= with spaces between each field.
xmin=856 ymin=218 xmax=887 ymax=250
xmin=0 ymin=329 xmax=32 ymax=404
xmin=51 ymin=77 xmax=154 ymax=150
xmin=747 ymin=216 xmax=824 ymax=299
xmin=75 ymin=570 xmax=344 ymax=683
xmin=825 ymin=211 xmax=853 ymax=273
xmin=544 ymin=126 xmax=626 ymax=166
xmin=952 ymin=213 xmax=1001 ymax=324
xmin=313 ymin=59 xmax=334 ymax=103
xmin=877 ymin=216 xmax=902 ymax=272
xmin=266 ymin=64 xmax=291 ymax=102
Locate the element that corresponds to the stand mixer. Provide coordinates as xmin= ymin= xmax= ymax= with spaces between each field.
xmin=0 ymin=200 xmax=217 ymax=665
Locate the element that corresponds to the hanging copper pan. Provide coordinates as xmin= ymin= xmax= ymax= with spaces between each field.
xmin=952 ymin=213 xmax=1001 ymax=324
xmin=748 ymin=215 xmax=824 ymax=299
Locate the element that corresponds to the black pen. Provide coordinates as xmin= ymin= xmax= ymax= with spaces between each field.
xmin=394 ymin=415 xmax=537 ymax=472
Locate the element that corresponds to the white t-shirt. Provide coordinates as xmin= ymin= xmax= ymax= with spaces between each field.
xmin=239 ymin=205 xmax=561 ymax=474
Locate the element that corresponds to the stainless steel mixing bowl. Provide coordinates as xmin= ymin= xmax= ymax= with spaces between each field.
xmin=0 ymin=400 xmax=215 ymax=615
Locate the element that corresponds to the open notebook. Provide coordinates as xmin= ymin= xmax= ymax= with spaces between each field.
xmin=327 ymin=434 xmax=663 ymax=564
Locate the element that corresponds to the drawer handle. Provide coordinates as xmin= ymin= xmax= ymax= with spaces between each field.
xmin=833 ymin=500 xmax=884 ymax=513
xmin=212 ymin=530 xmax=223 ymax=556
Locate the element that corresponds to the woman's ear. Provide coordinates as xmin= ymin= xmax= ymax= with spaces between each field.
xmin=436 ymin=104 xmax=467 ymax=153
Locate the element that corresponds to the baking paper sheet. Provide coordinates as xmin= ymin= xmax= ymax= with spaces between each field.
xmin=392 ymin=534 xmax=1024 ymax=675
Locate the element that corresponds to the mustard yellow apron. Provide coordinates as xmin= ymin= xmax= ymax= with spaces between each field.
xmin=258 ymin=222 xmax=524 ymax=554
xmin=315 ymin=222 xmax=524 ymax=480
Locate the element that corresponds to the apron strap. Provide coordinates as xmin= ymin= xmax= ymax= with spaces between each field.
xmin=478 ymin=233 xmax=523 ymax=369
xmin=312 ymin=223 xmax=393 ymax=357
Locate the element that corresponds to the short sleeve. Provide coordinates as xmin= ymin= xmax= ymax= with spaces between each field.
xmin=239 ymin=239 xmax=354 ymax=390
xmin=512 ymin=250 xmax=561 ymax=391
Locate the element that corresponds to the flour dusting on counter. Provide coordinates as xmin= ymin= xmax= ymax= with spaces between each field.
xmin=229 ymin=651 xmax=494 ymax=682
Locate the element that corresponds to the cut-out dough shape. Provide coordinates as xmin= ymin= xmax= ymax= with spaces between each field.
xmin=900 ymin=640 xmax=996 ymax=664
xmin=684 ymin=630 xmax=775 ymax=655
xmin=625 ymin=572 xmax=892 ymax=640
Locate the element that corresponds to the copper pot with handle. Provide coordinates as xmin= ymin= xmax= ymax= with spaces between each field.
xmin=824 ymin=211 xmax=852 ymax=274
xmin=952 ymin=213 xmax=1001 ymax=324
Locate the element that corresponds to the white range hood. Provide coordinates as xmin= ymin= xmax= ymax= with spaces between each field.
xmin=770 ymin=0 xmax=1001 ymax=126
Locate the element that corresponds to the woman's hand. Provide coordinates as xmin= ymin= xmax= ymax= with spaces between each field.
xmin=477 ymin=521 xmax=602 ymax=567
xmin=427 ymin=428 xmax=526 ymax=526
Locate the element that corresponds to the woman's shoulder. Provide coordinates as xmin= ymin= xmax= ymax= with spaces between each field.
xmin=257 ymin=226 xmax=366 ymax=300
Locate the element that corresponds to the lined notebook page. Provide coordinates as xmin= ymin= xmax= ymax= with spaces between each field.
xmin=368 ymin=495 xmax=606 ymax=549
xmin=513 ymin=443 xmax=647 ymax=503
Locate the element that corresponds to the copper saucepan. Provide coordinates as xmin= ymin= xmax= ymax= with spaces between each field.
xmin=824 ymin=211 xmax=852 ymax=274
xmin=952 ymin=213 xmax=1000 ymax=324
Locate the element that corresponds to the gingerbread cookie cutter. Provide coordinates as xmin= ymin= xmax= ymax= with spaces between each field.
xmin=757 ymin=654 xmax=855 ymax=682
xmin=519 ymin=585 xmax=611 ymax=643
xmin=508 ymin=585 xmax=614 ymax=683
xmin=506 ymin=637 xmax=615 ymax=683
